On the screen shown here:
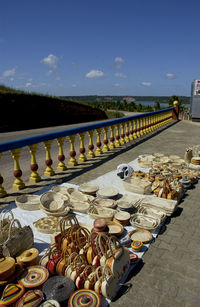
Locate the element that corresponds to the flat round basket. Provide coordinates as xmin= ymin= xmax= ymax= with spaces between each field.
xmin=18 ymin=265 xmax=49 ymax=288
xmin=40 ymin=192 xmax=64 ymax=212
xmin=40 ymin=205 xmax=70 ymax=217
xmin=92 ymin=198 xmax=117 ymax=209
xmin=42 ymin=276 xmax=75 ymax=303
xmin=78 ymin=183 xmax=99 ymax=195
xmin=130 ymin=214 xmax=159 ymax=231
xmin=0 ymin=284 xmax=25 ymax=306
xmin=40 ymin=300 xmax=60 ymax=307
xmin=97 ymin=187 xmax=119 ymax=199
xmin=15 ymin=289 xmax=43 ymax=307
xmin=51 ymin=187 xmax=70 ymax=203
xmin=114 ymin=211 xmax=130 ymax=222
xmin=65 ymin=188 xmax=90 ymax=202
xmin=68 ymin=289 xmax=101 ymax=307
xmin=15 ymin=194 xmax=41 ymax=211
xmin=33 ymin=217 xmax=60 ymax=234
xmin=107 ymin=221 xmax=124 ymax=237
xmin=128 ymin=229 xmax=153 ymax=244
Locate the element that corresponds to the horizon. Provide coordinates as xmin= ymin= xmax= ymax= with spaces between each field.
xmin=1 ymin=0 xmax=200 ymax=97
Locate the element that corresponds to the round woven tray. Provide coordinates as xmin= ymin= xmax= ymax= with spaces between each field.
xmin=33 ymin=216 xmax=60 ymax=234
xmin=96 ymin=187 xmax=119 ymax=199
xmin=78 ymin=183 xmax=99 ymax=195
xmin=42 ymin=276 xmax=75 ymax=303
xmin=40 ymin=205 xmax=70 ymax=217
xmin=128 ymin=229 xmax=152 ymax=244
xmin=130 ymin=214 xmax=159 ymax=231
xmin=18 ymin=265 xmax=49 ymax=288
xmin=107 ymin=221 xmax=124 ymax=237
xmin=68 ymin=289 xmax=101 ymax=307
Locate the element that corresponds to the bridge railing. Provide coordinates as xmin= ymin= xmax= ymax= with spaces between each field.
xmin=0 ymin=107 xmax=175 ymax=197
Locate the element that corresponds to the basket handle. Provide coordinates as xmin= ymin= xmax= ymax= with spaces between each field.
xmin=4 ymin=218 xmax=22 ymax=244
xmin=102 ymin=265 xmax=113 ymax=282
xmin=0 ymin=210 xmax=14 ymax=230
xmin=107 ymin=236 xmax=123 ymax=260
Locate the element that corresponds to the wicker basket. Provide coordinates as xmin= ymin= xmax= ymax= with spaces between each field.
xmin=15 ymin=194 xmax=40 ymax=211
xmin=123 ymin=177 xmax=152 ymax=195
xmin=130 ymin=213 xmax=160 ymax=232
xmin=40 ymin=192 xmax=65 ymax=212
xmin=88 ymin=205 xmax=115 ymax=221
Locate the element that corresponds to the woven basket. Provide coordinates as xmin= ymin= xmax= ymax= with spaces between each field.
xmin=123 ymin=177 xmax=152 ymax=194
xmin=15 ymin=194 xmax=40 ymax=211
xmin=130 ymin=213 xmax=160 ymax=231
xmin=40 ymin=192 xmax=65 ymax=212
xmin=0 ymin=210 xmax=15 ymax=244
xmin=128 ymin=229 xmax=153 ymax=244
xmin=88 ymin=205 xmax=115 ymax=221
xmin=33 ymin=217 xmax=60 ymax=234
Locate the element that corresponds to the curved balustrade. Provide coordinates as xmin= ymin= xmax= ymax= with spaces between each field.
xmin=0 ymin=108 xmax=175 ymax=197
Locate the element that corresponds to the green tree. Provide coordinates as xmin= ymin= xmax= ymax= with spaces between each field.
xmin=154 ymin=101 xmax=160 ymax=110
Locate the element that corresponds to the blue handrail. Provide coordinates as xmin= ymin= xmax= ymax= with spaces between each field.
xmin=0 ymin=108 xmax=173 ymax=153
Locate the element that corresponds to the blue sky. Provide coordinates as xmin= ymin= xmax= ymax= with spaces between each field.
xmin=0 ymin=0 xmax=200 ymax=97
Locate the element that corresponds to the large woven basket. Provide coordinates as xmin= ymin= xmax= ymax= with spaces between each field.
xmin=15 ymin=194 xmax=40 ymax=211
xmin=123 ymin=177 xmax=152 ymax=195
xmin=88 ymin=205 xmax=115 ymax=221
xmin=40 ymin=192 xmax=65 ymax=212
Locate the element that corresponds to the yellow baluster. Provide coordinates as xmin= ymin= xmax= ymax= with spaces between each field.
xmin=115 ymin=124 xmax=121 ymax=147
xmin=102 ymin=127 xmax=110 ymax=152
xmin=136 ymin=119 xmax=140 ymax=137
xmin=140 ymin=119 xmax=144 ymax=136
xmin=78 ymin=132 xmax=87 ymax=162
xmin=68 ymin=135 xmax=78 ymax=166
xmin=129 ymin=121 xmax=134 ymax=141
xmin=87 ymin=130 xmax=95 ymax=158
xmin=120 ymin=123 xmax=125 ymax=144
xmin=146 ymin=117 xmax=149 ymax=133
xmin=95 ymin=129 xmax=103 ymax=155
xmin=43 ymin=140 xmax=55 ymax=176
xmin=29 ymin=144 xmax=41 ymax=182
xmin=0 ymin=153 xmax=7 ymax=197
xmin=133 ymin=120 xmax=137 ymax=139
xmin=57 ymin=137 xmax=67 ymax=171
xmin=109 ymin=126 xmax=115 ymax=149
xmin=143 ymin=118 xmax=146 ymax=135
xmin=125 ymin=122 xmax=130 ymax=143
xmin=11 ymin=148 xmax=26 ymax=190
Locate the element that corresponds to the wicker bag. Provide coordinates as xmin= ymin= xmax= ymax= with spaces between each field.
xmin=1 ymin=219 xmax=34 ymax=257
xmin=0 ymin=210 xmax=15 ymax=244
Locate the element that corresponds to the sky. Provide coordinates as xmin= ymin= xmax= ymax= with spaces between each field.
xmin=0 ymin=0 xmax=200 ymax=97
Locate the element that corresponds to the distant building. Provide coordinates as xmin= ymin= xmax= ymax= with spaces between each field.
xmin=191 ymin=79 xmax=200 ymax=121
xmin=122 ymin=97 xmax=136 ymax=102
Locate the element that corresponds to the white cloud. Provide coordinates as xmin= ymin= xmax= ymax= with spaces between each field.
xmin=55 ymin=76 xmax=61 ymax=81
xmin=114 ymin=83 xmax=121 ymax=87
xmin=10 ymin=78 xmax=14 ymax=81
xmin=25 ymin=82 xmax=32 ymax=87
xmin=72 ymin=84 xmax=77 ymax=88
xmin=85 ymin=70 xmax=105 ymax=78
xmin=115 ymin=72 xmax=127 ymax=78
xmin=46 ymin=70 xmax=53 ymax=76
xmin=165 ymin=73 xmax=175 ymax=79
xmin=40 ymin=54 xmax=59 ymax=69
xmin=2 ymin=67 xmax=17 ymax=78
xmin=114 ymin=57 xmax=124 ymax=69
xmin=141 ymin=82 xmax=152 ymax=87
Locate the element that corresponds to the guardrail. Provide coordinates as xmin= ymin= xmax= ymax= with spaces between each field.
xmin=0 ymin=107 xmax=175 ymax=197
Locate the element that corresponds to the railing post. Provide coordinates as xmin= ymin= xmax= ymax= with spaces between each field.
xmin=102 ymin=127 xmax=110 ymax=152
xmin=29 ymin=144 xmax=41 ymax=182
xmin=120 ymin=123 xmax=125 ymax=144
xmin=95 ymin=129 xmax=103 ymax=155
xmin=87 ymin=130 xmax=95 ymax=158
xmin=11 ymin=148 xmax=26 ymax=190
xmin=136 ymin=119 xmax=140 ymax=138
xmin=68 ymin=135 xmax=78 ymax=166
xmin=78 ymin=132 xmax=87 ymax=162
xmin=133 ymin=120 xmax=137 ymax=139
xmin=0 ymin=153 xmax=7 ymax=197
xmin=129 ymin=121 xmax=134 ymax=141
xmin=57 ymin=137 xmax=67 ymax=171
xmin=109 ymin=126 xmax=115 ymax=149
xmin=115 ymin=124 xmax=121 ymax=147
xmin=172 ymin=101 xmax=179 ymax=120
xmin=44 ymin=140 xmax=55 ymax=176
xmin=140 ymin=119 xmax=144 ymax=136
xmin=125 ymin=122 xmax=130 ymax=143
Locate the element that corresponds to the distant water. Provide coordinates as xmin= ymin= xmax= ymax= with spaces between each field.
xmin=135 ymin=101 xmax=169 ymax=108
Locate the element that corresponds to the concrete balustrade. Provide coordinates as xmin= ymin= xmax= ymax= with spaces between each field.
xmin=0 ymin=107 xmax=176 ymax=197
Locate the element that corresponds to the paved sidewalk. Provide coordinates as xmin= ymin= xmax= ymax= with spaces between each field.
xmin=1 ymin=120 xmax=200 ymax=306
